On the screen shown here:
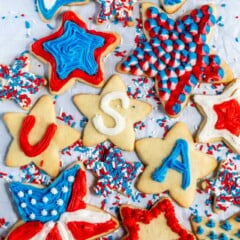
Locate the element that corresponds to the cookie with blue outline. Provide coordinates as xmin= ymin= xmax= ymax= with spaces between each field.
xmin=35 ymin=0 xmax=89 ymax=22
xmin=5 ymin=162 xmax=119 ymax=239
xmin=135 ymin=122 xmax=217 ymax=208
xmin=191 ymin=213 xmax=240 ymax=240
xmin=160 ymin=0 xmax=186 ymax=13
xmin=31 ymin=11 xmax=120 ymax=95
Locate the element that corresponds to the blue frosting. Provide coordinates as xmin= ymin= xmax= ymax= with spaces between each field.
xmin=196 ymin=226 xmax=204 ymax=235
xmin=206 ymin=219 xmax=216 ymax=228
xmin=152 ymin=138 xmax=191 ymax=190
xmin=164 ymin=0 xmax=182 ymax=6
xmin=43 ymin=21 xmax=104 ymax=80
xmin=37 ymin=0 xmax=85 ymax=20
xmin=192 ymin=215 xmax=202 ymax=223
xmin=220 ymin=220 xmax=232 ymax=231
xmin=235 ymin=230 xmax=240 ymax=238
xmin=208 ymin=231 xmax=218 ymax=240
xmin=10 ymin=164 xmax=80 ymax=223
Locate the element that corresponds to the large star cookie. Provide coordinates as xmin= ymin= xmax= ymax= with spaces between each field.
xmin=3 ymin=95 xmax=80 ymax=177
xmin=31 ymin=11 xmax=120 ymax=95
xmin=0 ymin=53 xmax=46 ymax=109
xmin=35 ymin=0 xmax=89 ymax=21
xmin=194 ymin=79 xmax=240 ymax=154
xmin=95 ymin=0 xmax=139 ymax=26
xmin=6 ymin=162 xmax=119 ymax=239
xmin=191 ymin=213 xmax=240 ymax=240
xmin=121 ymin=198 xmax=195 ymax=240
xmin=117 ymin=4 xmax=233 ymax=117
xmin=74 ymin=75 xmax=152 ymax=151
xmin=202 ymin=159 xmax=240 ymax=212
xmin=160 ymin=0 xmax=186 ymax=14
xmin=135 ymin=122 xmax=217 ymax=207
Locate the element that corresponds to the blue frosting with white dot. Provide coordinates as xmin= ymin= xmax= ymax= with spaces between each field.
xmin=10 ymin=164 xmax=80 ymax=223
xmin=164 ymin=0 xmax=182 ymax=6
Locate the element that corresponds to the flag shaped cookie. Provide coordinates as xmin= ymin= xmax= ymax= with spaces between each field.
xmin=31 ymin=11 xmax=120 ymax=94
xmin=6 ymin=162 xmax=119 ymax=239
xmin=117 ymin=3 xmax=233 ymax=117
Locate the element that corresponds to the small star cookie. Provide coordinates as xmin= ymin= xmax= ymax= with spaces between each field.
xmin=191 ymin=213 xmax=240 ymax=240
xmin=194 ymin=79 xmax=240 ymax=154
xmin=3 ymin=95 xmax=80 ymax=177
xmin=74 ymin=75 xmax=152 ymax=151
xmin=0 ymin=53 xmax=46 ymax=109
xmin=6 ymin=162 xmax=119 ymax=239
xmin=35 ymin=0 xmax=89 ymax=21
xmin=160 ymin=0 xmax=186 ymax=14
xmin=31 ymin=11 xmax=120 ymax=94
xmin=202 ymin=159 xmax=240 ymax=213
xmin=121 ymin=198 xmax=195 ymax=240
xmin=117 ymin=4 xmax=233 ymax=117
xmin=135 ymin=122 xmax=217 ymax=207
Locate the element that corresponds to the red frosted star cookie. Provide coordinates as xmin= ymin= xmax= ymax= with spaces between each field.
xmin=121 ymin=198 xmax=195 ymax=240
xmin=31 ymin=11 xmax=120 ymax=94
xmin=194 ymin=79 xmax=240 ymax=153
xmin=117 ymin=4 xmax=233 ymax=117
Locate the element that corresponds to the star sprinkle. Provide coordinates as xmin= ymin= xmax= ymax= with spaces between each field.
xmin=35 ymin=0 xmax=89 ymax=21
xmin=83 ymin=142 xmax=143 ymax=198
xmin=7 ymin=163 xmax=119 ymax=239
xmin=74 ymin=75 xmax=152 ymax=151
xmin=160 ymin=0 xmax=186 ymax=13
xmin=96 ymin=0 xmax=139 ymax=26
xmin=191 ymin=213 xmax=240 ymax=239
xmin=202 ymin=159 xmax=240 ymax=212
xmin=121 ymin=198 xmax=195 ymax=240
xmin=118 ymin=4 xmax=233 ymax=117
xmin=194 ymin=79 xmax=240 ymax=154
xmin=0 ymin=53 xmax=46 ymax=109
xmin=136 ymin=122 xmax=217 ymax=207
xmin=3 ymin=95 xmax=80 ymax=177
xmin=31 ymin=11 xmax=120 ymax=94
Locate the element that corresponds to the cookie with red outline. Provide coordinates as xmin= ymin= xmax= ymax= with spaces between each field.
xmin=31 ymin=11 xmax=120 ymax=94
xmin=120 ymin=198 xmax=195 ymax=240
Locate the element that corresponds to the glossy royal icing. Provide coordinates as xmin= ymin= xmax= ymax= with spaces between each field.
xmin=118 ymin=4 xmax=232 ymax=117
xmin=31 ymin=11 xmax=120 ymax=94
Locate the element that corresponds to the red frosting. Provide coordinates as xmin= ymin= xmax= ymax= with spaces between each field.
xmin=214 ymin=99 xmax=240 ymax=136
xmin=31 ymin=11 xmax=118 ymax=93
xmin=121 ymin=198 xmax=195 ymax=240
xmin=7 ymin=221 xmax=44 ymax=240
xmin=46 ymin=224 xmax=62 ymax=240
xmin=19 ymin=115 xmax=58 ymax=157
xmin=67 ymin=220 xmax=118 ymax=240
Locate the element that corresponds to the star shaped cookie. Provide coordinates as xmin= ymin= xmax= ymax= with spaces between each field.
xmin=3 ymin=95 xmax=80 ymax=177
xmin=0 ymin=53 xmax=46 ymax=109
xmin=117 ymin=3 xmax=233 ymax=117
xmin=135 ymin=122 xmax=217 ymax=207
xmin=35 ymin=0 xmax=89 ymax=21
xmin=194 ymin=79 xmax=240 ymax=154
xmin=6 ymin=162 xmax=119 ymax=239
xmin=202 ymin=159 xmax=240 ymax=212
xmin=160 ymin=0 xmax=186 ymax=13
xmin=121 ymin=198 xmax=195 ymax=240
xmin=191 ymin=213 xmax=240 ymax=240
xmin=95 ymin=0 xmax=139 ymax=26
xmin=74 ymin=75 xmax=152 ymax=151
xmin=31 ymin=11 xmax=120 ymax=94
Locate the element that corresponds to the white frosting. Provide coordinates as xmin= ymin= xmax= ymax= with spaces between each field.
xmin=194 ymin=79 xmax=240 ymax=151
xmin=92 ymin=91 xmax=130 ymax=136
xmin=30 ymin=209 xmax=112 ymax=239
xmin=43 ymin=0 xmax=56 ymax=10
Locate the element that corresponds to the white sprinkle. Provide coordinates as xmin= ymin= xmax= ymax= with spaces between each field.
xmin=31 ymin=199 xmax=37 ymax=205
xmin=42 ymin=197 xmax=48 ymax=203
xmin=28 ymin=190 xmax=33 ymax=195
xmin=51 ymin=210 xmax=57 ymax=216
xmin=30 ymin=213 xmax=35 ymax=220
xmin=62 ymin=186 xmax=68 ymax=193
xmin=57 ymin=199 xmax=64 ymax=206
xmin=41 ymin=209 xmax=48 ymax=216
xmin=21 ymin=202 xmax=27 ymax=208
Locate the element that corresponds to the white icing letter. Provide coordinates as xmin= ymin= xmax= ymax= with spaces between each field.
xmin=92 ymin=91 xmax=130 ymax=136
